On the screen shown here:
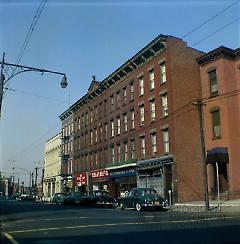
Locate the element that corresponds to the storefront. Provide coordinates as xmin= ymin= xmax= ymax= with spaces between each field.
xmin=107 ymin=163 xmax=137 ymax=198
xmin=89 ymin=169 xmax=110 ymax=193
xmin=137 ymin=155 xmax=173 ymax=198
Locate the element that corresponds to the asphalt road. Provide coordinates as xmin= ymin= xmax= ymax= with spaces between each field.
xmin=1 ymin=200 xmax=240 ymax=244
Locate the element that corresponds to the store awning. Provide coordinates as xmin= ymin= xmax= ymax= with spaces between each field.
xmin=206 ymin=147 xmax=229 ymax=164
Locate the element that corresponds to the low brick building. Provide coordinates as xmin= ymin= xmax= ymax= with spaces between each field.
xmin=197 ymin=46 xmax=240 ymax=200
xmin=60 ymin=34 xmax=206 ymax=203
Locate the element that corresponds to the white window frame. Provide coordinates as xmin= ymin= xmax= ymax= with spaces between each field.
xmin=150 ymin=100 xmax=156 ymax=121
xmin=162 ymin=94 xmax=168 ymax=117
xmin=160 ymin=62 xmax=166 ymax=84
xmin=139 ymin=76 xmax=144 ymax=96
xmin=162 ymin=129 xmax=169 ymax=154
xmin=149 ymin=69 xmax=155 ymax=90
xmin=111 ymin=120 xmax=114 ymax=137
xmin=140 ymin=137 xmax=146 ymax=159
xmin=151 ymin=133 xmax=157 ymax=156
xmin=139 ymin=105 xmax=145 ymax=126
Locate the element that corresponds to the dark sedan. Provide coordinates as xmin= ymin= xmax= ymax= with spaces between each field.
xmin=63 ymin=192 xmax=85 ymax=205
xmin=81 ymin=190 xmax=118 ymax=208
xmin=119 ymin=188 xmax=167 ymax=211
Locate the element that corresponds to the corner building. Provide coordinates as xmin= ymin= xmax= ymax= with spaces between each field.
xmin=60 ymin=35 xmax=205 ymax=203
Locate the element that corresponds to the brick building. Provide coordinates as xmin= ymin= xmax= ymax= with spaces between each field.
xmin=197 ymin=46 xmax=240 ymax=200
xmin=60 ymin=34 xmax=206 ymax=203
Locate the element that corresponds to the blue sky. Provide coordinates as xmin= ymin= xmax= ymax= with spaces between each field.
xmin=0 ymin=0 xmax=239 ymax=185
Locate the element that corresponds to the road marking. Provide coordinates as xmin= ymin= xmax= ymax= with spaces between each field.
xmin=2 ymin=232 xmax=19 ymax=244
xmin=7 ymin=215 xmax=240 ymax=234
xmin=12 ymin=215 xmax=156 ymax=223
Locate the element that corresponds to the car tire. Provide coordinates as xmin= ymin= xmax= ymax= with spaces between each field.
xmin=136 ymin=203 xmax=142 ymax=211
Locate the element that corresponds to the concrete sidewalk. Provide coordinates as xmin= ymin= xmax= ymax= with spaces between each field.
xmin=171 ymin=199 xmax=240 ymax=213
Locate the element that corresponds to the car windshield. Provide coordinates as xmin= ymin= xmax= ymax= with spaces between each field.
xmin=140 ymin=189 xmax=158 ymax=195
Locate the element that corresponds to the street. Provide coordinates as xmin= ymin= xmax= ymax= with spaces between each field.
xmin=1 ymin=200 xmax=240 ymax=244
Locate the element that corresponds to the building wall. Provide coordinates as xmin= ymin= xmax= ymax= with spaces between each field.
xmin=60 ymin=35 xmax=206 ymax=202
xmin=199 ymin=50 xmax=240 ymax=199
xmin=43 ymin=133 xmax=63 ymax=200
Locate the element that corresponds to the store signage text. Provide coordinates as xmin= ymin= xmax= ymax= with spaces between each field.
xmin=91 ymin=170 xmax=109 ymax=178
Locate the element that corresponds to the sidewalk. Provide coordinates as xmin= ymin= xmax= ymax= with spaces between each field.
xmin=171 ymin=199 xmax=240 ymax=213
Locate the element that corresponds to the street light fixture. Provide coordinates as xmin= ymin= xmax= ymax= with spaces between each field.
xmin=0 ymin=53 xmax=68 ymax=117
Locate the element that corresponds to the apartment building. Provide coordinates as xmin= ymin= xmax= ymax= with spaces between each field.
xmin=43 ymin=133 xmax=63 ymax=201
xmin=197 ymin=46 xmax=240 ymax=200
xmin=60 ymin=34 xmax=205 ymax=203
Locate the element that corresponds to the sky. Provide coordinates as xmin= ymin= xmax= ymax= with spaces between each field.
xmin=0 ymin=0 xmax=239 ymax=186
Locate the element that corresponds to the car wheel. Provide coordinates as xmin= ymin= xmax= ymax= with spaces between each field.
xmin=120 ymin=202 xmax=125 ymax=210
xmin=136 ymin=203 xmax=142 ymax=211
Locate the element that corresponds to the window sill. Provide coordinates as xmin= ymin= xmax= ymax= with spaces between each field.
xmin=160 ymin=81 xmax=167 ymax=86
xmin=212 ymin=136 xmax=222 ymax=140
xmin=209 ymin=94 xmax=219 ymax=99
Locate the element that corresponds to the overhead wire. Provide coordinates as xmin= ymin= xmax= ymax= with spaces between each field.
xmin=8 ymin=0 xmax=239 ymax=163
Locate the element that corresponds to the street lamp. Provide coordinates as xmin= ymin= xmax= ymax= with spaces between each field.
xmin=0 ymin=53 xmax=68 ymax=117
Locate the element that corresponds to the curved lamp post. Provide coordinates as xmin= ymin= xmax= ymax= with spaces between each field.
xmin=0 ymin=53 xmax=68 ymax=117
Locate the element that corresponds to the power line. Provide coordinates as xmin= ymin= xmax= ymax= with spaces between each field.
xmin=4 ymin=87 xmax=66 ymax=103
xmin=14 ymin=0 xmax=48 ymax=67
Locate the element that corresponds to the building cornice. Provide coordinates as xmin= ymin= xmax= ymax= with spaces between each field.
xmin=197 ymin=46 xmax=239 ymax=65
xmin=59 ymin=34 xmax=169 ymax=120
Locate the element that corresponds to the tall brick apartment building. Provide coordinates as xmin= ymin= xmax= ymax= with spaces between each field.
xmin=197 ymin=46 xmax=240 ymax=200
xmin=60 ymin=34 xmax=205 ymax=203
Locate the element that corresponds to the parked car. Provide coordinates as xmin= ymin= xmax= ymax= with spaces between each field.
xmin=63 ymin=192 xmax=85 ymax=205
xmin=119 ymin=188 xmax=167 ymax=211
xmin=51 ymin=193 xmax=67 ymax=204
xmin=81 ymin=190 xmax=118 ymax=208
xmin=19 ymin=194 xmax=34 ymax=201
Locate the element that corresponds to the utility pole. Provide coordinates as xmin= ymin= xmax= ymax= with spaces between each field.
xmin=192 ymin=99 xmax=209 ymax=212
xmin=0 ymin=53 xmax=5 ymax=117
xmin=35 ymin=167 xmax=39 ymax=200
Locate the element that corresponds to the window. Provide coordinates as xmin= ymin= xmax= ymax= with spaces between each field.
xmin=111 ymin=146 xmax=115 ymax=164
xmin=85 ymin=112 xmax=88 ymax=126
xmin=131 ymin=140 xmax=135 ymax=159
xmin=124 ymin=142 xmax=128 ymax=161
xmin=78 ymin=117 xmax=81 ymax=130
xmin=81 ymin=114 xmax=85 ymax=127
xmin=105 ymin=123 xmax=108 ymax=140
xmin=94 ymin=106 xmax=98 ymax=121
xmin=110 ymin=95 xmax=114 ymax=112
xmin=111 ymin=120 xmax=114 ymax=137
xmin=209 ymin=70 xmax=218 ymax=96
xmin=160 ymin=62 xmax=166 ymax=84
xmin=90 ymin=130 xmax=93 ymax=146
xmin=130 ymin=83 xmax=134 ymax=100
xmin=150 ymin=100 xmax=156 ymax=121
xmin=90 ymin=154 xmax=93 ymax=168
xmin=139 ymin=76 xmax=144 ymax=96
xmin=139 ymin=105 xmax=145 ymax=126
xmin=116 ymin=92 xmax=120 ymax=108
xmin=95 ymin=152 xmax=98 ymax=165
xmin=117 ymin=144 xmax=121 ymax=162
xmin=90 ymin=110 xmax=93 ymax=124
xmin=149 ymin=69 xmax=155 ymax=90
xmin=99 ymin=126 xmax=103 ymax=142
xmin=162 ymin=93 xmax=168 ymax=117
xmin=130 ymin=110 xmax=135 ymax=129
xmin=95 ymin=128 xmax=98 ymax=143
xmin=117 ymin=117 xmax=121 ymax=135
xmin=151 ymin=133 xmax=157 ymax=157
xmin=162 ymin=129 xmax=169 ymax=154
xmin=212 ymin=110 xmax=221 ymax=138
xmin=123 ymin=88 xmax=127 ymax=105
xmin=123 ymin=114 xmax=128 ymax=132
xmin=140 ymin=137 xmax=146 ymax=159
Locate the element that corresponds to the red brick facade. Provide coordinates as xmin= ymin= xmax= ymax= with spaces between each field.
xmin=197 ymin=47 xmax=240 ymax=200
xmin=60 ymin=35 xmax=206 ymax=202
